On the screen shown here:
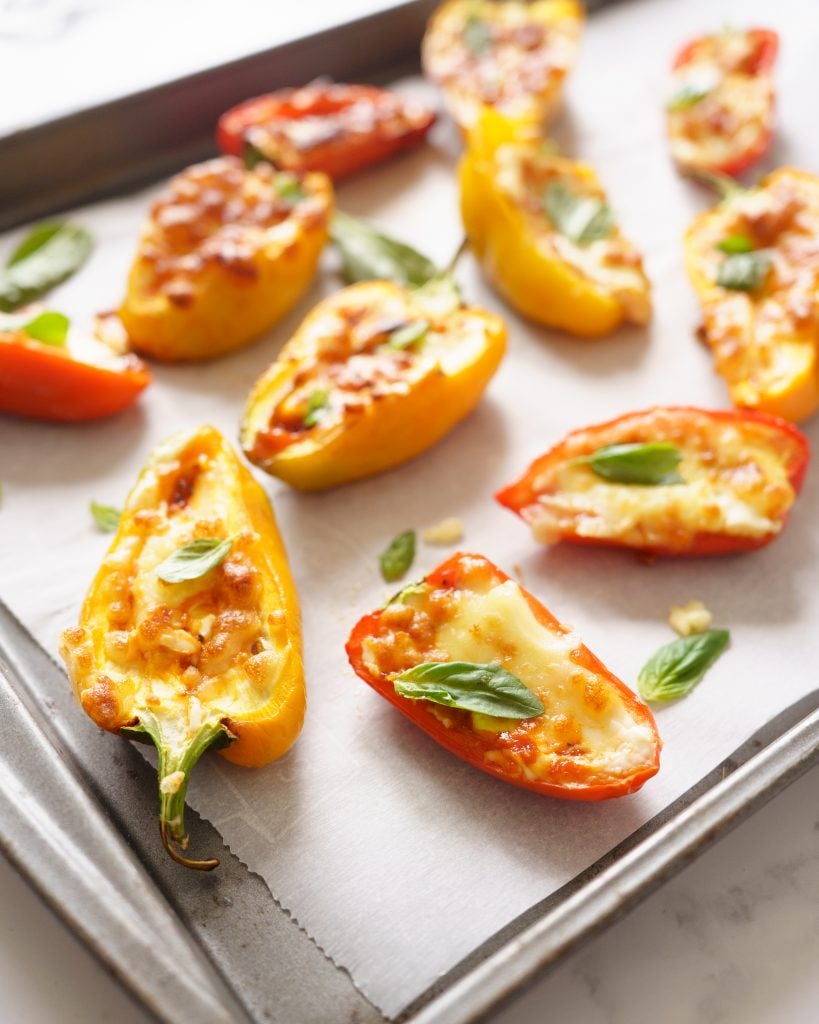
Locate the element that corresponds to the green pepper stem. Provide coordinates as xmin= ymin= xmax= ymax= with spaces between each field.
xmin=130 ymin=710 xmax=233 ymax=871
xmin=686 ymin=170 xmax=750 ymax=203
xmin=443 ymin=235 xmax=470 ymax=277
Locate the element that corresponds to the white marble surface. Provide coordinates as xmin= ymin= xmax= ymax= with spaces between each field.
xmin=3 ymin=760 xmax=819 ymax=1023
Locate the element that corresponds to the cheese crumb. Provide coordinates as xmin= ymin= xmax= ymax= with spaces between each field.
xmin=669 ymin=600 xmax=713 ymax=637
xmin=159 ymin=771 xmax=186 ymax=795
xmin=421 ymin=517 xmax=464 ymax=545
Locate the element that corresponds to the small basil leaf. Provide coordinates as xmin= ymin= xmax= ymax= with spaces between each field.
xmin=386 ymin=580 xmax=429 ymax=606
xmin=387 ymin=319 xmax=429 ymax=350
xmin=90 ymin=501 xmax=121 ymax=533
xmin=22 ymin=311 xmax=69 ymax=347
xmin=716 ymin=234 xmax=754 ymax=254
xmin=544 ymin=183 xmax=614 ymax=246
xmin=156 ymin=536 xmax=235 ymax=584
xmin=411 ymin=274 xmax=462 ymax=316
xmin=464 ymin=13 xmax=491 ymax=55
xmin=243 ymin=138 xmax=272 ymax=170
xmin=303 ymin=388 xmax=330 ymax=428
xmin=331 ymin=211 xmax=439 ymax=288
xmin=275 ymin=173 xmax=305 ymax=204
xmin=0 ymin=222 xmax=92 ymax=312
xmin=716 ymin=250 xmax=772 ymax=292
xmin=379 ymin=529 xmax=416 ymax=582
xmin=666 ymin=82 xmax=712 ymax=111
xmin=585 ymin=442 xmax=684 ymax=485
xmin=638 ymin=629 xmax=730 ymax=703
xmin=394 ymin=661 xmax=545 ymax=719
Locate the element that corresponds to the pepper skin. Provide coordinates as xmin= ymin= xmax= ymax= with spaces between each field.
xmin=240 ymin=279 xmax=506 ymax=490
xmin=218 ymin=81 xmax=436 ymax=181
xmin=346 ymin=552 xmax=660 ymax=800
xmin=119 ymin=157 xmax=332 ymax=362
xmin=60 ymin=426 xmax=305 ymax=869
xmin=685 ymin=168 xmax=819 ymax=423
xmin=422 ymin=0 xmax=583 ymax=132
xmin=460 ymin=112 xmax=651 ymax=337
xmin=0 ymin=318 xmax=150 ymax=421
xmin=496 ymin=406 xmax=809 ymax=557
xmin=666 ymin=27 xmax=778 ymax=177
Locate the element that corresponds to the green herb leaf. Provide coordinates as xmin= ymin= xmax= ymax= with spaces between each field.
xmin=666 ymin=82 xmax=712 ymax=111
xmin=0 ymin=222 xmax=92 ymax=312
xmin=303 ymin=388 xmax=330 ymax=428
xmin=156 ymin=536 xmax=235 ymax=584
xmin=411 ymin=274 xmax=462 ymax=316
xmin=386 ymin=580 xmax=428 ymax=606
xmin=243 ymin=138 xmax=271 ymax=170
xmin=331 ymin=210 xmax=439 ymax=288
xmin=716 ymin=234 xmax=754 ymax=254
xmin=90 ymin=501 xmax=121 ymax=533
xmin=584 ymin=442 xmax=684 ymax=485
xmin=464 ymin=13 xmax=491 ymax=55
xmin=275 ymin=173 xmax=305 ymax=204
xmin=688 ymin=170 xmax=749 ymax=203
xmin=394 ymin=661 xmax=545 ymax=718
xmin=638 ymin=629 xmax=730 ymax=703
xmin=716 ymin=250 xmax=772 ymax=292
xmin=379 ymin=529 xmax=416 ymax=582
xmin=22 ymin=311 xmax=69 ymax=347
xmin=544 ymin=183 xmax=614 ymax=246
xmin=387 ymin=319 xmax=430 ymax=350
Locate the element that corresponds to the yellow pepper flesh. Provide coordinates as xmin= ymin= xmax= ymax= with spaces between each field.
xmin=240 ymin=279 xmax=506 ymax=490
xmin=60 ymin=425 xmax=305 ymax=868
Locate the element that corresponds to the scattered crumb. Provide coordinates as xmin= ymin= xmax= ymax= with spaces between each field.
xmin=669 ymin=599 xmax=713 ymax=637
xmin=421 ymin=516 xmax=464 ymax=545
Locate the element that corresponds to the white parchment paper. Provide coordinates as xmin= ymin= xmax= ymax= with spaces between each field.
xmin=3 ymin=0 xmax=819 ymax=1015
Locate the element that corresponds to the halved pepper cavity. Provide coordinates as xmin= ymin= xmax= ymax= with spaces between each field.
xmin=0 ymin=312 xmax=150 ymax=421
xmin=686 ymin=168 xmax=819 ymax=423
xmin=666 ymin=27 xmax=778 ymax=177
xmin=119 ymin=156 xmax=332 ymax=361
xmin=240 ymin=277 xmax=506 ymax=490
xmin=218 ymin=81 xmax=436 ymax=180
xmin=347 ymin=552 xmax=660 ymax=799
xmin=422 ymin=0 xmax=583 ymax=131
xmin=496 ymin=406 xmax=808 ymax=556
xmin=60 ymin=426 xmax=305 ymax=869
xmin=460 ymin=111 xmax=651 ymax=336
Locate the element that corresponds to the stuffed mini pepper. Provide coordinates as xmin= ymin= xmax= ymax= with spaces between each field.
xmin=496 ymin=407 xmax=808 ymax=556
xmin=686 ymin=168 xmax=819 ymax=423
xmin=0 ymin=309 xmax=150 ymax=421
xmin=422 ymin=0 xmax=583 ymax=131
xmin=460 ymin=116 xmax=651 ymax=336
xmin=60 ymin=426 xmax=305 ymax=869
xmin=347 ymin=553 xmax=661 ymax=799
xmin=218 ymin=81 xmax=436 ymax=180
xmin=666 ymin=27 xmax=778 ymax=177
xmin=119 ymin=157 xmax=332 ymax=361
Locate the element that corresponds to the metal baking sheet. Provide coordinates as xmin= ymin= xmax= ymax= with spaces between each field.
xmin=3 ymin=2 xmax=819 ymax=1022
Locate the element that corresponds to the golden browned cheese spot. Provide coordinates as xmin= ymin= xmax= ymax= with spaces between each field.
xmin=222 ymin=556 xmax=262 ymax=605
xmin=364 ymin=591 xmax=456 ymax=677
xmin=81 ymin=675 xmax=123 ymax=731
xmin=583 ymin=675 xmax=609 ymax=713
xmin=549 ymin=713 xmax=583 ymax=747
xmin=138 ymin=606 xmax=173 ymax=644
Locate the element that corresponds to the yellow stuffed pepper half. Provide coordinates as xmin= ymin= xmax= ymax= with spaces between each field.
xmin=119 ymin=156 xmax=332 ymax=361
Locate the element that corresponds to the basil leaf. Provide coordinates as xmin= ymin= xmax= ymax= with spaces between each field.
xmin=243 ymin=138 xmax=271 ymax=170
xmin=386 ymin=580 xmax=428 ymax=606
xmin=411 ymin=274 xmax=462 ymax=316
xmin=585 ymin=442 xmax=684 ymax=485
xmin=716 ymin=250 xmax=772 ymax=292
xmin=716 ymin=234 xmax=754 ymax=254
xmin=464 ymin=13 xmax=491 ymax=55
xmin=379 ymin=529 xmax=416 ymax=582
xmin=638 ymin=629 xmax=730 ymax=703
xmin=387 ymin=319 xmax=429 ymax=350
xmin=156 ymin=536 xmax=235 ymax=584
xmin=90 ymin=501 xmax=121 ymax=533
xmin=22 ymin=311 xmax=69 ymax=347
xmin=394 ymin=661 xmax=545 ymax=719
xmin=331 ymin=211 xmax=439 ymax=288
xmin=275 ymin=173 xmax=305 ymax=204
xmin=0 ymin=222 xmax=92 ymax=312
xmin=544 ymin=183 xmax=614 ymax=246
xmin=666 ymin=82 xmax=712 ymax=111
xmin=303 ymin=388 xmax=330 ymax=428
